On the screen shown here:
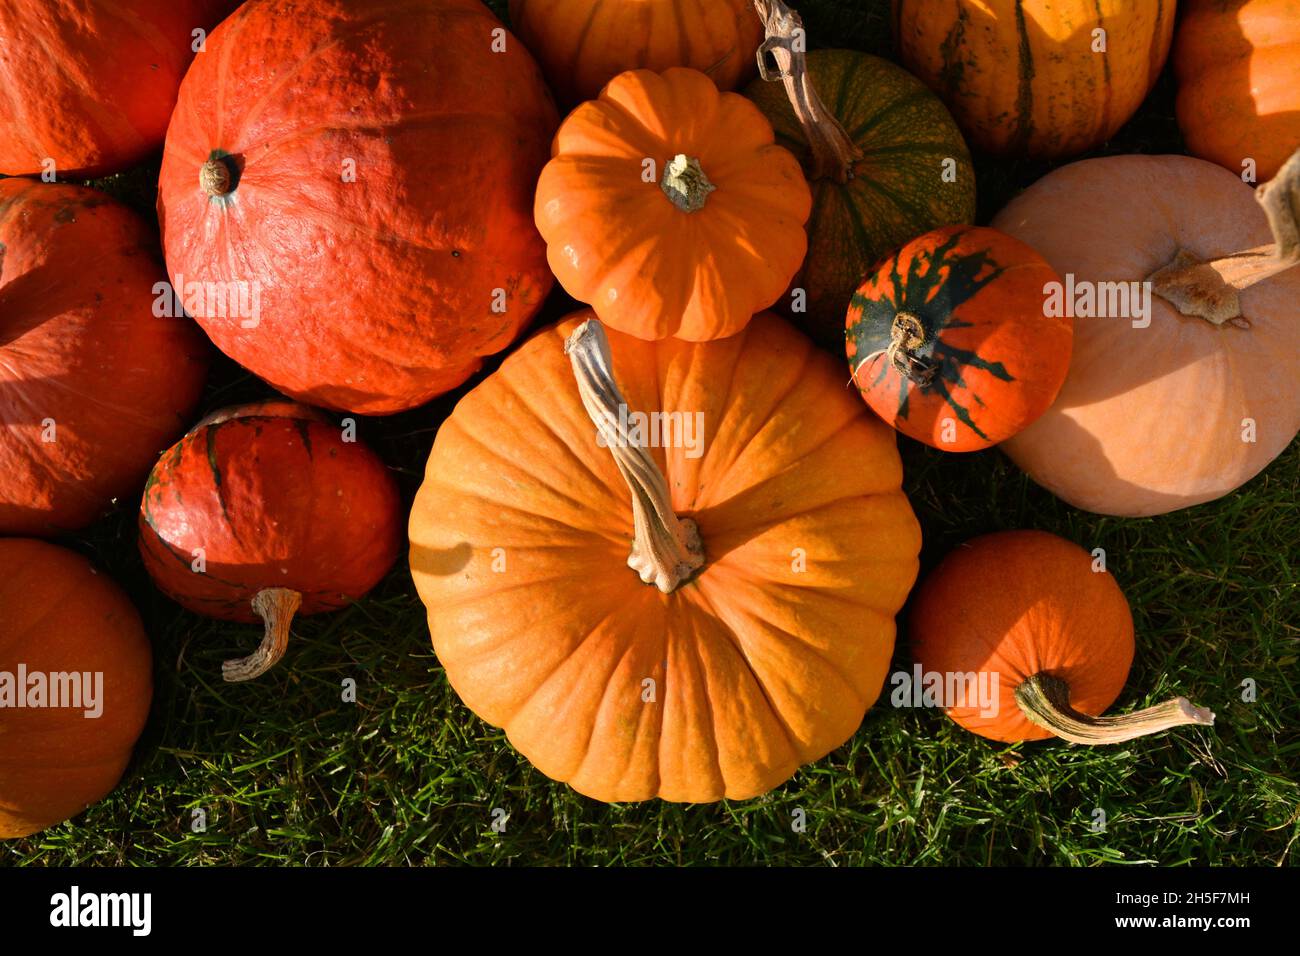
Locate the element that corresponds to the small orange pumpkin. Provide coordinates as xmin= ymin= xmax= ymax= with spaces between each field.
xmin=0 ymin=539 xmax=153 ymax=838
xmin=846 ymin=226 xmax=1071 ymax=452
xmin=410 ymin=310 xmax=920 ymax=802
xmin=910 ymin=530 xmax=1214 ymax=745
xmin=534 ymin=68 xmax=812 ymax=341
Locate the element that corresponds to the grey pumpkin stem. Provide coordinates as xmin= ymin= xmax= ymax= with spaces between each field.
xmin=564 ymin=319 xmax=704 ymax=593
xmin=222 ymin=587 xmax=302 ymax=682
xmin=1149 ymin=146 xmax=1300 ymax=326
xmin=1013 ymin=673 xmax=1215 ymax=745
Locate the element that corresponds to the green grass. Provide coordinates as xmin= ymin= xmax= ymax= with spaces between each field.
xmin=3 ymin=0 xmax=1297 ymax=867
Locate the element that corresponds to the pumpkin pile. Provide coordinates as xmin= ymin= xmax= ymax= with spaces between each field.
xmin=4 ymin=0 xmax=1295 ymax=837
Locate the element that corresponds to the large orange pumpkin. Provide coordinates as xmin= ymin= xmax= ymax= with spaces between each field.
xmin=0 ymin=539 xmax=153 ymax=839
xmin=157 ymin=0 xmax=558 ymax=414
xmin=846 ymin=225 xmax=1071 ymax=452
xmin=1175 ymin=0 xmax=1300 ymax=182
xmin=509 ymin=0 xmax=764 ymax=106
xmin=0 ymin=1 xmax=237 ymax=177
xmin=893 ymin=0 xmax=1176 ymax=158
xmin=993 ymin=150 xmax=1300 ymax=516
xmin=0 ymin=179 xmax=209 ymax=536
xmin=534 ymin=68 xmax=811 ymax=342
xmin=409 ymin=311 xmax=921 ymax=802
xmin=910 ymin=531 xmax=1213 ymax=744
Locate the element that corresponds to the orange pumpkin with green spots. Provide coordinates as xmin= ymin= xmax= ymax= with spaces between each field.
xmin=846 ymin=225 xmax=1071 ymax=452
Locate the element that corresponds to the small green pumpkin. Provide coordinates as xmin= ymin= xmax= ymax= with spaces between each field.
xmin=745 ymin=25 xmax=975 ymax=350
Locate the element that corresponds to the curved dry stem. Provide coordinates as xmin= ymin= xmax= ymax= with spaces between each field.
xmin=1014 ymin=673 xmax=1215 ymax=745
xmin=1149 ymin=146 xmax=1300 ymax=325
xmin=564 ymin=319 xmax=705 ymax=593
xmin=752 ymin=0 xmax=861 ymax=182
xmin=222 ymin=587 xmax=302 ymax=682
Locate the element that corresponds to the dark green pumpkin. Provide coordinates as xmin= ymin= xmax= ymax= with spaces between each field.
xmin=745 ymin=49 xmax=976 ymax=350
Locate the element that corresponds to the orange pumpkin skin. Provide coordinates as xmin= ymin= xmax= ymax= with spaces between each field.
xmin=509 ymin=0 xmax=764 ymax=106
xmin=157 ymin=0 xmax=559 ymax=414
xmin=993 ymin=155 xmax=1300 ymax=516
xmin=0 ymin=1 xmax=237 ymax=177
xmin=909 ymin=530 xmax=1133 ymax=743
xmin=534 ymin=68 xmax=812 ymax=342
xmin=893 ymin=0 xmax=1176 ymax=158
xmin=0 ymin=179 xmax=209 ymax=536
xmin=410 ymin=310 xmax=921 ymax=803
xmin=846 ymin=226 xmax=1071 ymax=452
xmin=0 ymin=539 xmax=153 ymax=838
xmin=139 ymin=403 xmax=402 ymax=622
xmin=1175 ymin=0 xmax=1300 ymax=182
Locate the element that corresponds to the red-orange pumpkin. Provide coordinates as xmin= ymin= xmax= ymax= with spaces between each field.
xmin=0 ymin=178 xmax=209 ymax=536
xmin=0 ymin=539 xmax=153 ymax=839
xmin=846 ymin=226 xmax=1071 ymax=451
xmin=138 ymin=402 xmax=403 ymax=681
xmin=0 ymin=1 xmax=238 ymax=177
xmin=157 ymin=0 xmax=558 ymax=414
xmin=909 ymin=530 xmax=1214 ymax=744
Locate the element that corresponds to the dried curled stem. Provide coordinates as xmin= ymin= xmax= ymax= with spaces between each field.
xmin=752 ymin=0 xmax=861 ymax=182
xmin=565 ymin=319 xmax=705 ymax=593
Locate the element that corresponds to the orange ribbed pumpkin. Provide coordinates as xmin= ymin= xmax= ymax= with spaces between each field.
xmin=535 ymin=68 xmax=811 ymax=341
xmin=0 ymin=1 xmax=236 ymax=177
xmin=157 ymin=0 xmax=558 ymax=414
xmin=0 ymin=179 xmax=208 ymax=536
xmin=910 ymin=531 xmax=1213 ymax=745
xmin=509 ymin=0 xmax=764 ymax=106
xmin=894 ymin=0 xmax=1176 ymax=158
xmin=0 ymin=539 xmax=152 ymax=839
xmin=1175 ymin=0 xmax=1300 ymax=182
xmin=410 ymin=311 xmax=920 ymax=802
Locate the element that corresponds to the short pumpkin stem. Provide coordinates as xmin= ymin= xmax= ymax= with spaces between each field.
xmin=565 ymin=319 xmax=705 ymax=593
xmin=851 ymin=310 xmax=937 ymax=386
xmin=752 ymin=0 xmax=861 ymax=183
xmin=660 ymin=154 xmax=716 ymax=212
xmin=1014 ymin=672 xmax=1215 ymax=745
xmin=199 ymin=158 xmax=232 ymax=198
xmin=222 ymin=587 xmax=302 ymax=682
xmin=1149 ymin=146 xmax=1300 ymax=326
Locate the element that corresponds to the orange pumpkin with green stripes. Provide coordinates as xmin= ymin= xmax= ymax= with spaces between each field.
xmin=893 ymin=0 xmax=1176 ymax=158
xmin=745 ymin=41 xmax=976 ymax=350
xmin=846 ymin=225 xmax=1071 ymax=452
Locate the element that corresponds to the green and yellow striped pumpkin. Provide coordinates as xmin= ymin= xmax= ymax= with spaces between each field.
xmin=893 ymin=0 xmax=1176 ymax=159
xmin=745 ymin=49 xmax=976 ymax=350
